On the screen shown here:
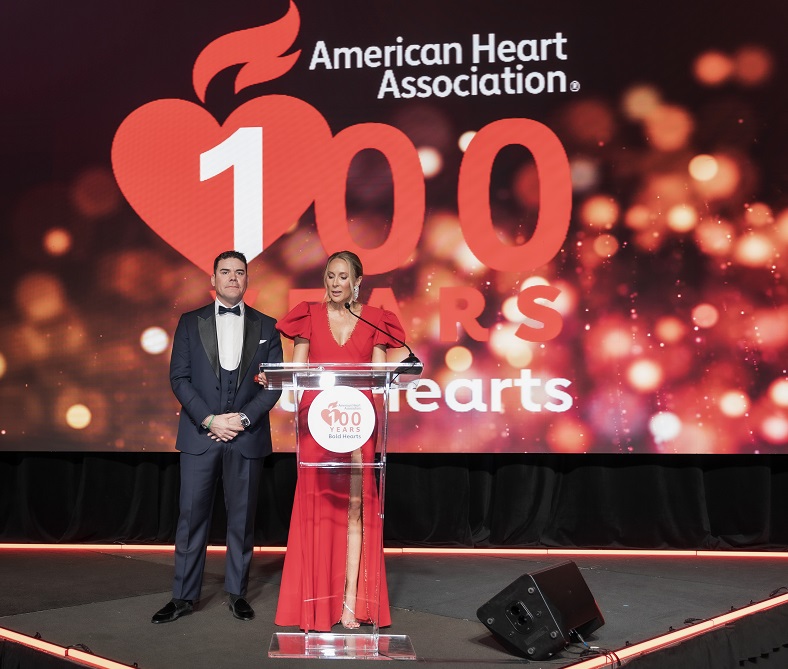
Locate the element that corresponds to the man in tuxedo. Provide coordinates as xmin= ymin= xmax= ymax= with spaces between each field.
xmin=152 ymin=250 xmax=283 ymax=623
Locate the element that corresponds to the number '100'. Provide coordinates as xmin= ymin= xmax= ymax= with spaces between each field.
xmin=328 ymin=409 xmax=361 ymax=426
xmin=199 ymin=118 xmax=572 ymax=275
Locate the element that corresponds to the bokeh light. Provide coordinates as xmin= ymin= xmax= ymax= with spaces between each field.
xmin=624 ymin=204 xmax=653 ymax=231
xmin=585 ymin=388 xmax=650 ymax=443
xmin=744 ymin=203 xmax=773 ymax=228
xmin=688 ymin=154 xmax=718 ymax=182
xmin=501 ymin=296 xmax=521 ymax=322
xmin=593 ymin=233 xmax=619 ymax=258
xmin=719 ymin=391 xmax=749 ymax=418
xmin=580 ymin=195 xmax=619 ymax=230
xmin=546 ymin=417 xmax=590 ymax=453
xmin=43 ymin=228 xmax=73 ymax=256
xmin=655 ymin=316 xmax=686 ymax=344
xmin=513 ymin=164 xmax=540 ymax=209
xmin=547 ymin=281 xmax=578 ymax=317
xmin=595 ymin=323 xmax=635 ymax=361
xmin=775 ymin=209 xmax=788 ymax=244
xmin=649 ymin=411 xmax=682 ymax=444
xmin=15 ymin=273 xmax=67 ymax=323
xmin=70 ymin=167 xmax=121 ymax=218
xmin=693 ymin=153 xmax=741 ymax=200
xmin=734 ymin=232 xmax=774 ymax=267
xmin=760 ymin=414 xmax=788 ymax=444
xmin=693 ymin=50 xmax=734 ymax=86
xmin=418 ymin=146 xmax=443 ymax=178
xmin=423 ymin=213 xmax=485 ymax=276
xmin=694 ymin=219 xmax=734 ymax=256
xmin=66 ymin=404 xmax=92 ymax=430
xmin=489 ymin=324 xmax=534 ymax=368
xmin=621 ymin=84 xmax=662 ymax=121
xmin=519 ymin=276 xmax=550 ymax=291
xmin=104 ymin=249 xmax=183 ymax=304
xmin=667 ymin=423 xmax=718 ymax=454
xmin=627 ymin=359 xmax=664 ymax=392
xmin=643 ymin=104 xmax=694 ymax=151
xmin=560 ymin=99 xmax=616 ymax=145
xmin=691 ymin=303 xmax=719 ymax=329
xmin=445 ymin=346 xmax=473 ymax=372
xmin=458 ymin=130 xmax=475 ymax=152
xmin=667 ymin=205 xmax=698 ymax=233
xmin=749 ymin=308 xmax=788 ymax=350
xmin=733 ymin=45 xmax=774 ymax=86
xmin=570 ymin=157 xmax=600 ymax=193
xmin=140 ymin=327 xmax=169 ymax=355
xmin=769 ymin=378 xmax=788 ymax=407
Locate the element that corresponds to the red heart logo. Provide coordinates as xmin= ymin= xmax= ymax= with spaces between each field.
xmin=321 ymin=408 xmax=333 ymax=426
xmin=111 ymin=95 xmax=332 ymax=274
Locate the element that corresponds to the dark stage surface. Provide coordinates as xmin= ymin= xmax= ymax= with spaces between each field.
xmin=1 ymin=548 xmax=787 ymax=668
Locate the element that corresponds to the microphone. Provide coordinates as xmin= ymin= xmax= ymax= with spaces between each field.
xmin=344 ymin=303 xmax=423 ymax=375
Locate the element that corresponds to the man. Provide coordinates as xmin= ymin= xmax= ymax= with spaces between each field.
xmin=152 ymin=251 xmax=283 ymax=623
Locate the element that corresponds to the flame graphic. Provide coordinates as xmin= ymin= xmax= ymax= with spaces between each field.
xmin=192 ymin=0 xmax=301 ymax=103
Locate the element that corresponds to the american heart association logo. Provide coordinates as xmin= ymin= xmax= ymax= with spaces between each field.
xmin=308 ymin=387 xmax=376 ymax=454
xmin=111 ymin=1 xmax=333 ymax=275
xmin=321 ymin=402 xmax=340 ymax=427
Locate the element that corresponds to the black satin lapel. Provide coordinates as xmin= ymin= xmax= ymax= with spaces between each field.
xmin=198 ymin=313 xmax=220 ymax=380
xmin=239 ymin=314 xmax=259 ymax=387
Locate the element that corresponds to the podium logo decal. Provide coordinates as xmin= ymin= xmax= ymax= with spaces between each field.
xmin=308 ymin=386 xmax=376 ymax=454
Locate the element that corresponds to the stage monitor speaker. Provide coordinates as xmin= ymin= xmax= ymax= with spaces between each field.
xmin=476 ymin=560 xmax=605 ymax=660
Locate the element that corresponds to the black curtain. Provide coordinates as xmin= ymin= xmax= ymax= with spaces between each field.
xmin=2 ymin=452 xmax=788 ymax=549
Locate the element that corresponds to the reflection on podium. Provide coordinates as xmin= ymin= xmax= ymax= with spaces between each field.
xmin=265 ymin=363 xmax=421 ymax=661
xmin=269 ymin=632 xmax=419 ymax=660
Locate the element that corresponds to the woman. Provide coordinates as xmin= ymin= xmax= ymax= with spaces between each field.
xmin=269 ymin=250 xmax=407 ymax=632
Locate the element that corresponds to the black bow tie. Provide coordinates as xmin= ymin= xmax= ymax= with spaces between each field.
xmin=218 ymin=305 xmax=241 ymax=316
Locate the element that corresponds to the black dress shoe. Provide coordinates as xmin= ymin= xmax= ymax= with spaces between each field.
xmin=228 ymin=596 xmax=254 ymax=621
xmin=151 ymin=599 xmax=193 ymax=624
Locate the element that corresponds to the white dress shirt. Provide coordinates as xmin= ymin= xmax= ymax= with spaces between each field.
xmin=215 ymin=300 xmax=244 ymax=371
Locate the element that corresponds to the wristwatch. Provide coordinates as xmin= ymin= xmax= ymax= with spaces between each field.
xmin=239 ymin=413 xmax=251 ymax=428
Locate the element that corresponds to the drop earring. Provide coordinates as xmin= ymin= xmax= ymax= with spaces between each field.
xmin=352 ymin=284 xmax=359 ymax=302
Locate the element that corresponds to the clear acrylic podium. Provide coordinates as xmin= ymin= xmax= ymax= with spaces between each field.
xmin=265 ymin=362 xmax=422 ymax=661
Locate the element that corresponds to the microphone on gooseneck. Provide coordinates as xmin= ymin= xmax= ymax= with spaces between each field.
xmin=343 ymin=303 xmax=423 ymax=375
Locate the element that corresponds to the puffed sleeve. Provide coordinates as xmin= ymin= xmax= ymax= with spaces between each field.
xmin=276 ymin=301 xmax=312 ymax=341
xmin=373 ymin=308 xmax=407 ymax=348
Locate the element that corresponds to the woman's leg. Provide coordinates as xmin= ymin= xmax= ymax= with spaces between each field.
xmin=341 ymin=448 xmax=363 ymax=628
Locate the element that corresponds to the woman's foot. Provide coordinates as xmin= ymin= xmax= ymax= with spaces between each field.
xmin=341 ymin=602 xmax=360 ymax=629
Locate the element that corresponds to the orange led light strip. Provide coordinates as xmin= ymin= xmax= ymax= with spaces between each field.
xmin=0 ymin=627 xmax=135 ymax=669
xmin=563 ymin=593 xmax=788 ymax=669
xmin=0 ymin=543 xmax=285 ymax=553
xmin=2 ymin=544 xmax=788 ymax=558
xmin=65 ymin=647 xmax=136 ymax=669
xmin=0 ymin=628 xmax=66 ymax=657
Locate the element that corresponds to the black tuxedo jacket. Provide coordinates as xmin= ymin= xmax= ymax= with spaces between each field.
xmin=170 ymin=303 xmax=283 ymax=458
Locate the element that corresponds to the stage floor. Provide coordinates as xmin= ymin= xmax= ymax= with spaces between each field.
xmin=1 ymin=547 xmax=787 ymax=668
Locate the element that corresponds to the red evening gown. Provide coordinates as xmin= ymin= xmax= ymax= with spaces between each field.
xmin=274 ymin=301 xmax=406 ymax=632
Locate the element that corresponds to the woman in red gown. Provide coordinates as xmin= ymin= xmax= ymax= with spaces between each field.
xmin=272 ymin=250 xmax=406 ymax=632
